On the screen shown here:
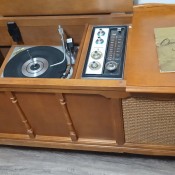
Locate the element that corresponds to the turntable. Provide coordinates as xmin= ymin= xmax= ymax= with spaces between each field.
xmin=2 ymin=25 xmax=77 ymax=79
xmin=2 ymin=46 xmax=73 ymax=79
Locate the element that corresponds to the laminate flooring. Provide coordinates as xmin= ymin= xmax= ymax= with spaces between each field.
xmin=0 ymin=146 xmax=174 ymax=175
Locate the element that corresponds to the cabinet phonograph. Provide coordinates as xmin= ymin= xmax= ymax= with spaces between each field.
xmin=0 ymin=0 xmax=175 ymax=156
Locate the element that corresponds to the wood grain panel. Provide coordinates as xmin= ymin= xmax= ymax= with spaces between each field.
xmin=0 ymin=0 xmax=133 ymax=16
xmin=0 ymin=50 xmax=4 ymax=66
xmin=0 ymin=135 xmax=174 ymax=156
xmin=0 ymin=14 xmax=132 ymax=46
xmin=56 ymin=94 xmax=78 ymax=141
xmin=125 ymin=4 xmax=175 ymax=93
xmin=0 ymin=47 xmax=10 ymax=59
xmin=0 ymin=26 xmax=13 ymax=46
xmin=65 ymin=94 xmax=120 ymax=141
xmin=15 ymin=92 xmax=69 ymax=137
xmin=6 ymin=92 xmax=35 ymax=138
xmin=0 ymin=92 xmax=26 ymax=134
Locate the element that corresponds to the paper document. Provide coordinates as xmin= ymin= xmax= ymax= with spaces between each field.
xmin=154 ymin=27 xmax=175 ymax=72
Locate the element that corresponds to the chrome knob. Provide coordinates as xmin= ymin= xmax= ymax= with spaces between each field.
xmin=91 ymin=51 xmax=103 ymax=60
xmin=89 ymin=61 xmax=101 ymax=70
xmin=105 ymin=61 xmax=119 ymax=71
xmin=96 ymin=37 xmax=104 ymax=44
xmin=97 ymin=29 xmax=105 ymax=36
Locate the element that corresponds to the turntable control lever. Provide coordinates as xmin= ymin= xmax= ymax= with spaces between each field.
xmin=27 ymin=50 xmax=37 ymax=68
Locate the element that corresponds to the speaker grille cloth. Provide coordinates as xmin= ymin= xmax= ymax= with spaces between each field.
xmin=122 ymin=97 xmax=175 ymax=145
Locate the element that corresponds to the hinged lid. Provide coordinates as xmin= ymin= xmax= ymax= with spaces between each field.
xmin=0 ymin=0 xmax=133 ymax=16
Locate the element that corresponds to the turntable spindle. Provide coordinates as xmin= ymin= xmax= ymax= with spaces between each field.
xmin=27 ymin=50 xmax=37 ymax=68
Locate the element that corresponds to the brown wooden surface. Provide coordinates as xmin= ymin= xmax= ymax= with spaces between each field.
xmin=0 ymin=47 xmax=10 ymax=66
xmin=0 ymin=90 xmax=125 ymax=146
xmin=0 ymin=92 xmax=26 ymax=134
xmin=0 ymin=50 xmax=4 ymax=66
xmin=15 ymin=92 xmax=70 ymax=137
xmin=72 ymin=24 xmax=89 ymax=79
xmin=0 ymin=135 xmax=174 ymax=156
xmin=65 ymin=94 xmax=120 ymax=141
xmin=125 ymin=4 xmax=175 ymax=93
xmin=0 ymin=44 xmax=127 ymax=96
xmin=110 ymin=99 xmax=125 ymax=145
xmin=6 ymin=92 xmax=35 ymax=138
xmin=75 ymin=25 xmax=94 ymax=79
xmin=56 ymin=94 xmax=78 ymax=141
xmin=0 ymin=0 xmax=133 ymax=16
xmin=0 ymin=14 xmax=132 ymax=46
xmin=0 ymin=47 xmax=10 ymax=58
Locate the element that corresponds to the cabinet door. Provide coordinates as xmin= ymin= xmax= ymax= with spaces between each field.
xmin=15 ymin=92 xmax=69 ymax=137
xmin=0 ymin=92 xmax=26 ymax=134
xmin=65 ymin=94 xmax=123 ymax=141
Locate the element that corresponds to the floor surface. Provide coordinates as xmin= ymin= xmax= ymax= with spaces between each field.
xmin=0 ymin=146 xmax=175 ymax=175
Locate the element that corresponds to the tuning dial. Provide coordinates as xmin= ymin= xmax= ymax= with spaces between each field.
xmin=89 ymin=61 xmax=101 ymax=70
xmin=105 ymin=61 xmax=119 ymax=71
xmin=91 ymin=51 xmax=103 ymax=60
xmin=96 ymin=37 xmax=104 ymax=44
xmin=97 ymin=29 xmax=105 ymax=36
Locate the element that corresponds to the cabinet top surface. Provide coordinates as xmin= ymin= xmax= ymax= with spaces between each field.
xmin=125 ymin=4 xmax=175 ymax=93
xmin=0 ymin=0 xmax=133 ymax=16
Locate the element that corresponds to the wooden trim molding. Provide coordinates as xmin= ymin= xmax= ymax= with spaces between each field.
xmin=56 ymin=93 xmax=78 ymax=142
xmin=0 ymin=135 xmax=174 ymax=156
xmin=5 ymin=91 xmax=35 ymax=139
xmin=110 ymin=99 xmax=125 ymax=145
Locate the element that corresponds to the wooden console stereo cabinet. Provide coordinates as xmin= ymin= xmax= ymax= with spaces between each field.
xmin=0 ymin=0 xmax=174 ymax=156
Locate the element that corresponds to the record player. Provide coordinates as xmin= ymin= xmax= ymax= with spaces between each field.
xmin=2 ymin=45 xmax=73 ymax=79
xmin=1 ymin=25 xmax=77 ymax=79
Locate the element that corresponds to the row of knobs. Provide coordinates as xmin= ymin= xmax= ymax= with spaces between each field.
xmin=89 ymin=60 xmax=118 ymax=71
xmin=96 ymin=29 xmax=105 ymax=44
xmin=89 ymin=29 xmax=119 ymax=72
xmin=89 ymin=29 xmax=104 ymax=70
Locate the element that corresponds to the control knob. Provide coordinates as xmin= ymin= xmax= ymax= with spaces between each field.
xmin=96 ymin=37 xmax=104 ymax=44
xmin=89 ymin=61 xmax=101 ymax=70
xmin=91 ymin=51 xmax=103 ymax=60
xmin=97 ymin=29 xmax=105 ymax=36
xmin=105 ymin=61 xmax=119 ymax=71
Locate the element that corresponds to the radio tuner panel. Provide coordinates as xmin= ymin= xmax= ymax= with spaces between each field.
xmin=82 ymin=25 xmax=128 ymax=79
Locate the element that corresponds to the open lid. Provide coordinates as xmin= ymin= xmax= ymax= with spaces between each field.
xmin=0 ymin=0 xmax=133 ymax=16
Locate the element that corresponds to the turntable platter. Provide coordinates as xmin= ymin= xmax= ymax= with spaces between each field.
xmin=3 ymin=46 xmax=67 ymax=78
